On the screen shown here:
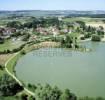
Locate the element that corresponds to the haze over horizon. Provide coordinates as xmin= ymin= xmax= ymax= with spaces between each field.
xmin=0 ymin=0 xmax=105 ymax=11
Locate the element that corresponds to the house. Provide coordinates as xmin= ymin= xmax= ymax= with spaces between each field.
xmin=35 ymin=26 xmax=60 ymax=36
xmin=36 ymin=27 xmax=49 ymax=35
xmin=0 ymin=28 xmax=5 ymax=35
xmin=3 ymin=28 xmax=16 ymax=36
xmin=0 ymin=27 xmax=16 ymax=39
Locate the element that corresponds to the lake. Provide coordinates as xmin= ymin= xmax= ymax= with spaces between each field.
xmin=15 ymin=42 xmax=105 ymax=97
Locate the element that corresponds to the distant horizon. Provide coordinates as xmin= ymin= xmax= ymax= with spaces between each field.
xmin=0 ymin=9 xmax=105 ymax=11
xmin=0 ymin=0 xmax=105 ymax=11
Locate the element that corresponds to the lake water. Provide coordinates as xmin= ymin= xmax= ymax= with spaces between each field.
xmin=15 ymin=42 xmax=105 ymax=97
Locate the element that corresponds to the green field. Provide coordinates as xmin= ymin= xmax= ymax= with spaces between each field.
xmin=0 ymin=39 xmax=24 ymax=52
xmin=0 ymin=70 xmax=5 ymax=77
xmin=0 ymin=17 xmax=29 ymax=25
xmin=63 ymin=17 xmax=105 ymax=23
xmin=6 ymin=53 xmax=21 ymax=74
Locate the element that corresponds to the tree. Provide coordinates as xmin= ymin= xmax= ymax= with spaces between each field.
xmin=20 ymin=93 xmax=28 ymax=100
xmin=11 ymin=31 xmax=22 ymax=37
xmin=21 ymin=50 xmax=26 ymax=55
xmin=29 ymin=96 xmax=36 ymax=100
xmin=80 ymin=36 xmax=85 ymax=40
xmin=96 ymin=97 xmax=105 ymax=100
xmin=99 ymin=26 xmax=104 ymax=31
xmin=24 ymin=22 xmax=33 ymax=28
xmin=7 ymin=21 xmax=22 ymax=29
xmin=37 ymin=84 xmax=62 ymax=100
xmin=65 ymin=34 xmax=73 ymax=48
xmin=91 ymin=34 xmax=101 ymax=42
xmin=0 ymin=65 xmax=4 ymax=70
xmin=97 ymin=30 xmax=104 ymax=36
xmin=84 ymin=32 xmax=91 ymax=38
xmin=22 ymin=34 xmax=30 ymax=41
xmin=76 ymin=21 xmax=85 ymax=28
xmin=0 ymin=74 xmax=23 ymax=96
xmin=0 ymin=38 xmax=4 ymax=44
xmin=76 ymin=27 xmax=81 ymax=33
xmin=60 ymin=89 xmax=77 ymax=100
xmin=102 ymin=20 xmax=105 ymax=23
xmin=60 ymin=33 xmax=75 ymax=48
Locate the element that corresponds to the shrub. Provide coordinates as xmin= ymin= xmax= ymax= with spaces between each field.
xmin=20 ymin=93 xmax=28 ymax=100
xmin=91 ymin=34 xmax=101 ymax=42
xmin=0 ymin=74 xmax=23 ymax=96
xmin=21 ymin=50 xmax=26 ymax=55
xmin=29 ymin=96 xmax=36 ymax=100
xmin=0 ymin=65 xmax=4 ymax=70
xmin=0 ymin=38 xmax=4 ymax=44
xmin=80 ymin=37 xmax=85 ymax=40
xmin=84 ymin=33 xmax=91 ymax=38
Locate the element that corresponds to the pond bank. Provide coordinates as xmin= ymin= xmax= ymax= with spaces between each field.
xmin=15 ymin=42 xmax=105 ymax=98
xmin=5 ymin=52 xmax=36 ymax=97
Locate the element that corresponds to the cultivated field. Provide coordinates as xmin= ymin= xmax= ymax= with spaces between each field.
xmin=0 ymin=54 xmax=13 ymax=65
xmin=86 ymin=22 xmax=105 ymax=30
xmin=63 ymin=17 xmax=105 ymax=23
xmin=63 ymin=17 xmax=105 ymax=31
xmin=0 ymin=54 xmax=13 ymax=77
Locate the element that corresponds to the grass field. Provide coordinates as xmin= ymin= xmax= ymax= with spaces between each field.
xmin=6 ymin=53 xmax=21 ymax=74
xmin=0 ymin=17 xmax=29 ymax=25
xmin=86 ymin=22 xmax=105 ymax=30
xmin=0 ymin=70 xmax=6 ymax=77
xmin=63 ymin=17 xmax=105 ymax=23
xmin=0 ymin=54 xmax=13 ymax=65
xmin=0 ymin=39 xmax=23 ymax=77
xmin=63 ymin=17 xmax=105 ymax=31
xmin=0 ymin=39 xmax=24 ymax=52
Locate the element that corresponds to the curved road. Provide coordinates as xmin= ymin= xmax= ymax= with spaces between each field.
xmin=5 ymin=52 xmax=35 ymax=97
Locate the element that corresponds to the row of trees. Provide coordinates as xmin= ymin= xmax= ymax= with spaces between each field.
xmin=26 ymin=83 xmax=76 ymax=100
xmin=7 ymin=21 xmax=22 ymax=29
xmin=0 ymin=44 xmax=25 ymax=54
xmin=79 ymin=96 xmax=105 ymax=100
xmin=60 ymin=33 xmax=79 ymax=49
xmin=6 ymin=17 xmax=62 ymax=29
xmin=91 ymin=34 xmax=101 ymax=41
xmin=74 ymin=21 xmax=104 ymax=41
xmin=0 ymin=74 xmax=76 ymax=100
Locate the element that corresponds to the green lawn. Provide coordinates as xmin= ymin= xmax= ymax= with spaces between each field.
xmin=0 ymin=96 xmax=19 ymax=100
xmin=6 ymin=53 xmax=21 ymax=74
xmin=0 ymin=39 xmax=24 ymax=52
xmin=70 ymin=32 xmax=80 ymax=37
xmin=63 ymin=17 xmax=105 ymax=23
xmin=0 ymin=70 xmax=4 ymax=76
xmin=0 ymin=53 xmax=20 ymax=77
xmin=0 ymin=17 xmax=28 ymax=25
xmin=0 ymin=70 xmax=6 ymax=78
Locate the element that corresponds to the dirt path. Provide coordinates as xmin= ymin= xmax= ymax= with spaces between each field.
xmin=5 ymin=52 xmax=35 ymax=97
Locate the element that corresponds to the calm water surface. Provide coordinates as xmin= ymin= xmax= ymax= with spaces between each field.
xmin=15 ymin=42 xmax=105 ymax=97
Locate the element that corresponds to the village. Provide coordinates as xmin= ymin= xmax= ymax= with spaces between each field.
xmin=0 ymin=15 xmax=105 ymax=100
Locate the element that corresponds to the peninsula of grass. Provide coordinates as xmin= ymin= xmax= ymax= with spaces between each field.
xmin=6 ymin=52 xmax=21 ymax=74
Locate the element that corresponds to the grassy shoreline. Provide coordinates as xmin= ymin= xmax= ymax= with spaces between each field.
xmin=1 ymin=40 xmax=102 ymax=99
xmin=4 ymin=40 xmax=91 ymax=75
xmin=6 ymin=53 xmax=21 ymax=74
